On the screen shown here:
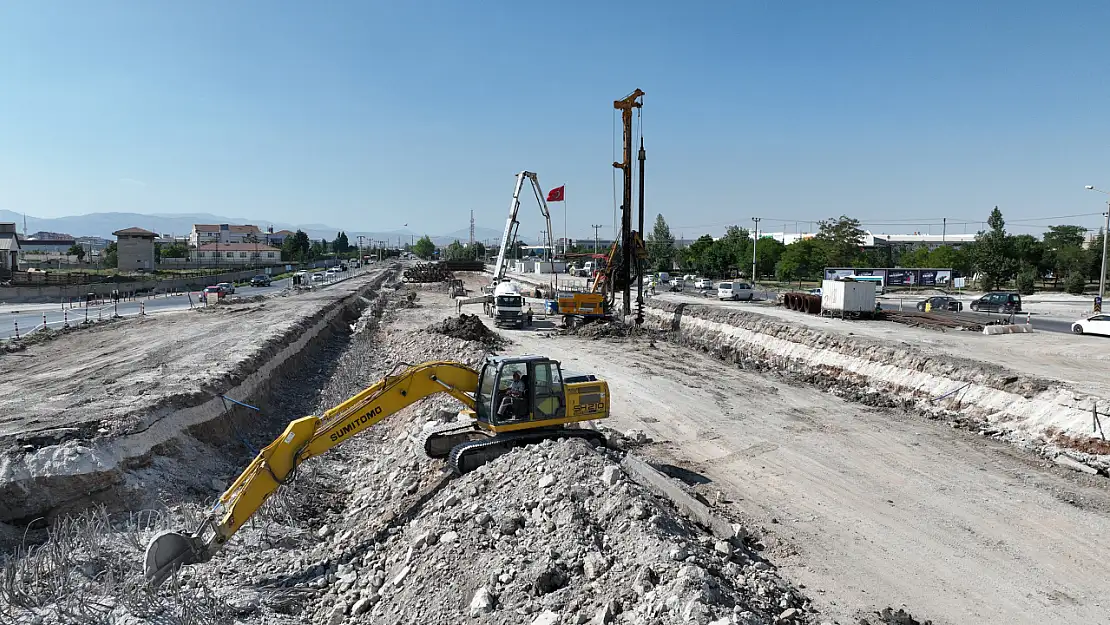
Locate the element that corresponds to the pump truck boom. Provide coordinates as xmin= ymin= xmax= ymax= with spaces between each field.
xmin=144 ymin=354 xmax=609 ymax=587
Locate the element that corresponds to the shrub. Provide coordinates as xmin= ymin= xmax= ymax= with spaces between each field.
xmin=1016 ymin=271 xmax=1036 ymax=295
xmin=1065 ymin=272 xmax=1087 ymax=295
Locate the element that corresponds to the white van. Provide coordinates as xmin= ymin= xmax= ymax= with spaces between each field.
xmin=718 ymin=282 xmax=753 ymax=301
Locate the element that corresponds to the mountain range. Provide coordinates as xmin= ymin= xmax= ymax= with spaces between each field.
xmin=0 ymin=210 xmax=510 ymax=246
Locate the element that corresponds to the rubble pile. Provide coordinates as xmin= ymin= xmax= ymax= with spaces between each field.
xmin=428 ymin=313 xmax=505 ymax=346
xmin=299 ymin=437 xmax=812 ymax=625
xmin=563 ymin=319 xmax=662 ymax=341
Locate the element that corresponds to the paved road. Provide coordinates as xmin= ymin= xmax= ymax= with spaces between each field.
xmin=666 ymin=290 xmax=1077 ymax=334
xmin=0 ymin=268 xmax=370 ymax=340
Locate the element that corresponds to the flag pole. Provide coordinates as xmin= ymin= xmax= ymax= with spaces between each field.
xmin=563 ymin=182 xmax=568 ymax=258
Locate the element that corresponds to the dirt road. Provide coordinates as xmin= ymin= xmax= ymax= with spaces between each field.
xmin=443 ymin=288 xmax=1110 ymax=625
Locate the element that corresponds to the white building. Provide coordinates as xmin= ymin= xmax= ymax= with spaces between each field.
xmin=189 ymin=224 xmax=265 ymax=247
xmin=189 ymin=242 xmax=283 ymax=267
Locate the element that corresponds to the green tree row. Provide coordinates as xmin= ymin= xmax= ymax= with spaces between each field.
xmin=646 ymin=208 xmax=1106 ymax=294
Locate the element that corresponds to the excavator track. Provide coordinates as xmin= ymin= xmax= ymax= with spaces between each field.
xmin=421 ymin=421 xmax=488 ymax=458
xmin=448 ymin=427 xmax=607 ymax=474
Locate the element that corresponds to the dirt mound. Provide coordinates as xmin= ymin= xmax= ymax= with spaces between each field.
xmin=428 ymin=314 xmax=504 ymax=345
xmin=563 ymin=320 xmax=661 ymax=341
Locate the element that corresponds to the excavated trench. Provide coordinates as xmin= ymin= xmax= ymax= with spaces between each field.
xmin=641 ymin=300 xmax=1110 ymax=474
xmin=0 ymin=271 xmax=397 ymax=533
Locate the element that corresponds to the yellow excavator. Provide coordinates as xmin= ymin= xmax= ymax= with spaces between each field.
xmin=144 ymin=354 xmax=609 ymax=586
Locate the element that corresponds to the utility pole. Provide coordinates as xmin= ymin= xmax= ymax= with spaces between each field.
xmin=751 ymin=217 xmax=761 ymax=284
xmin=469 ymin=210 xmax=475 ymax=245
xmin=591 ymin=224 xmax=603 ymax=253
xmin=1101 ymin=205 xmax=1109 ymax=300
xmin=942 ymin=217 xmax=947 ymax=244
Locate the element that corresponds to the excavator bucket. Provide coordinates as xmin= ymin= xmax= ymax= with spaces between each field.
xmin=144 ymin=530 xmax=204 ymax=587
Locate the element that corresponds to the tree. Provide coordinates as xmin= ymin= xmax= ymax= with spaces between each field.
xmin=161 ymin=242 xmax=188 ymax=259
xmin=103 ymin=242 xmax=118 ymax=268
xmin=926 ymin=245 xmax=970 ymax=275
xmin=1010 ymin=234 xmax=1043 ymax=274
xmin=1087 ymin=229 xmax=1106 ymax=282
xmin=290 ymin=230 xmax=311 ymax=261
xmin=755 ymin=236 xmax=786 ymax=279
xmin=647 ymin=214 xmax=676 ymax=272
xmin=679 ymin=235 xmax=715 ymax=272
xmin=775 ymin=238 xmax=827 ymax=283
xmin=333 ymin=231 xmax=350 ymax=255
xmin=67 ymin=243 xmax=86 ymax=261
xmin=445 ymin=239 xmax=465 ymax=260
xmin=900 ymin=244 xmax=931 ymax=268
xmin=972 ymin=206 xmax=1016 ymax=288
xmin=413 ymin=235 xmax=436 ymax=259
xmin=815 ymin=215 xmax=865 ymax=267
xmin=1065 ymin=271 xmax=1087 ymax=295
xmin=1043 ymin=225 xmax=1087 ymax=250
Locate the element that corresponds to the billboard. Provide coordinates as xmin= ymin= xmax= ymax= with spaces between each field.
xmin=824 ymin=268 xmax=953 ymax=287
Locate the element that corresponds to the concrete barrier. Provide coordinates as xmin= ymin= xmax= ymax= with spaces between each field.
xmin=982 ymin=324 xmax=1034 ymax=335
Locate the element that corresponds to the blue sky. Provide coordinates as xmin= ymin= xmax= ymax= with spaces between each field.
xmin=3 ymin=1 xmax=1110 ymax=240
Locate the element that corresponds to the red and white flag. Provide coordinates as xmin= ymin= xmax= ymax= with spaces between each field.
xmin=546 ymin=186 xmax=565 ymax=202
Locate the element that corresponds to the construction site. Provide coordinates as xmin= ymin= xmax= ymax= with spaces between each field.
xmin=2 ymin=90 xmax=1110 ymax=625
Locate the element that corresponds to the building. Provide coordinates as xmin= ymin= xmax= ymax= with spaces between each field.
xmin=191 ymin=242 xmax=283 ymax=267
xmin=113 ymin=227 xmax=158 ymax=271
xmin=20 ymin=236 xmax=76 ymax=255
xmin=0 ymin=223 xmax=21 ymax=278
xmin=265 ymin=229 xmax=295 ymax=247
xmin=870 ymin=233 xmax=977 ymax=250
xmin=189 ymin=223 xmax=264 ymax=247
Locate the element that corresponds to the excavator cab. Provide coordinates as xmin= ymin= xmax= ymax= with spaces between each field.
xmin=474 ymin=355 xmax=569 ymax=427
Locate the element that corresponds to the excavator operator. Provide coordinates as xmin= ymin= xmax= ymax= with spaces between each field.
xmin=498 ymin=370 xmax=528 ymax=418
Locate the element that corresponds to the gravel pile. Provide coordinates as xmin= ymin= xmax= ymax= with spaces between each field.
xmin=300 ymin=437 xmax=813 ymax=625
xmin=428 ymin=313 xmax=505 ymax=346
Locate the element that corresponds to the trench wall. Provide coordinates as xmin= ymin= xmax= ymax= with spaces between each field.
xmin=642 ymin=301 xmax=1110 ymax=474
xmin=0 ymin=270 xmax=395 ymax=524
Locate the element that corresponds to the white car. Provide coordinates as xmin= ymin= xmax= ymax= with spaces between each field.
xmin=311 ymin=272 xmax=326 ymax=282
xmin=217 ymin=282 xmax=234 ymax=294
xmin=1072 ymin=314 xmax=1110 ymax=336
xmin=693 ymin=278 xmax=713 ymax=290
xmin=718 ymin=282 xmax=753 ymax=301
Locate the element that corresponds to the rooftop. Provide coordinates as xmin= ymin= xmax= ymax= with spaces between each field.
xmin=112 ymin=227 xmax=158 ymax=237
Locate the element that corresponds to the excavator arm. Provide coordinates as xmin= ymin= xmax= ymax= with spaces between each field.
xmin=144 ymin=361 xmax=479 ymax=586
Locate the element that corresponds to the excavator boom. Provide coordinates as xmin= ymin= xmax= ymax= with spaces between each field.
xmin=144 ymin=361 xmax=478 ymax=586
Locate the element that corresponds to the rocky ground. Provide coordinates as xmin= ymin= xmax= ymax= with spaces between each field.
xmin=0 ymin=284 xmax=816 ymax=625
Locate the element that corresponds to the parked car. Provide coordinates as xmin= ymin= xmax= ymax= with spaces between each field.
xmin=217 ymin=282 xmax=234 ymax=295
xmin=917 ymin=296 xmax=963 ymax=312
xmin=693 ymin=278 xmax=713 ymax=290
xmin=203 ymin=285 xmax=225 ymax=300
xmin=809 ymin=288 xmax=822 ymax=296
xmin=1072 ymin=314 xmax=1110 ymax=336
xmin=969 ymin=292 xmax=1021 ymax=313
xmin=718 ymin=282 xmax=753 ymax=301
xmin=311 ymin=272 xmax=326 ymax=282
xmin=250 ymin=275 xmax=271 ymax=287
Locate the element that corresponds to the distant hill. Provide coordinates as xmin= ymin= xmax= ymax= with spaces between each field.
xmin=0 ymin=210 xmax=520 ymax=247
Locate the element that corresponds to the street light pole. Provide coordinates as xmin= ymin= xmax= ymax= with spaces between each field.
xmin=1083 ymin=185 xmax=1110 ymax=301
xmin=751 ymin=217 xmax=761 ymax=284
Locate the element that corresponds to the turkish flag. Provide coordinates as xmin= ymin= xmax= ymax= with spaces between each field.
xmin=546 ymin=186 xmax=565 ymax=202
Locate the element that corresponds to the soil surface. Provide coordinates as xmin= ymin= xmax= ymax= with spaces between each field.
xmin=455 ymin=274 xmax=1110 ymax=625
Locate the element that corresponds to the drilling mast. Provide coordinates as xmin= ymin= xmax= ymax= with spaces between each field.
xmin=613 ymin=89 xmax=645 ymax=319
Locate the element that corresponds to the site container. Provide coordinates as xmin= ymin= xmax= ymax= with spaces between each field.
xmin=821 ymin=279 xmax=876 ymax=314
